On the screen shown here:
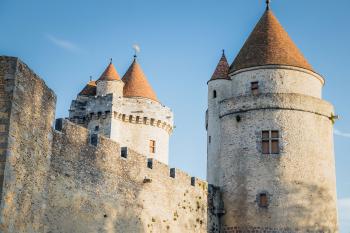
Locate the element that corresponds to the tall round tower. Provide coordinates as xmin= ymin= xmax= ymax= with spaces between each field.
xmin=207 ymin=6 xmax=338 ymax=232
xmin=111 ymin=58 xmax=173 ymax=164
xmin=207 ymin=51 xmax=231 ymax=185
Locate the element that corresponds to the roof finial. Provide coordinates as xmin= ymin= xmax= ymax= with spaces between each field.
xmin=222 ymin=49 xmax=225 ymax=56
xmin=110 ymin=58 xmax=113 ymax=64
xmin=89 ymin=75 xmax=92 ymax=81
xmin=266 ymin=0 xmax=270 ymax=10
xmin=132 ymin=44 xmax=141 ymax=61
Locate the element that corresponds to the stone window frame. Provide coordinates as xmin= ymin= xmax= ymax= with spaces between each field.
xmin=261 ymin=130 xmax=280 ymax=155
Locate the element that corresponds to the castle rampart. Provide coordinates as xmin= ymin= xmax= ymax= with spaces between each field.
xmin=47 ymin=119 xmax=209 ymax=233
xmin=0 ymin=56 xmax=214 ymax=233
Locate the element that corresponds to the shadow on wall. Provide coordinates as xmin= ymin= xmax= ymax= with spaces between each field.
xmin=45 ymin=132 xmax=146 ymax=233
xmin=277 ymin=181 xmax=338 ymax=232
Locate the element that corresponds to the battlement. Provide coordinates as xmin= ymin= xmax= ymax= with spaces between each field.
xmin=54 ymin=118 xmax=204 ymax=188
xmin=47 ymin=118 xmax=210 ymax=232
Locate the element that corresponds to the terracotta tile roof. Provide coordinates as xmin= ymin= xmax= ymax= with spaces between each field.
xmin=210 ymin=51 xmax=230 ymax=81
xmin=79 ymin=80 xmax=96 ymax=96
xmin=122 ymin=59 xmax=158 ymax=102
xmin=98 ymin=62 xmax=121 ymax=81
xmin=230 ymin=9 xmax=314 ymax=73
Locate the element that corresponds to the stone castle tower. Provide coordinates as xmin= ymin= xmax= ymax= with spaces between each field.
xmin=207 ymin=6 xmax=338 ymax=233
xmin=69 ymin=58 xmax=173 ymax=164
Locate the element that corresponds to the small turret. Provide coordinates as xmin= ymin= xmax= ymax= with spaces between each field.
xmin=206 ymin=51 xmax=231 ymax=185
xmin=96 ymin=61 xmax=124 ymax=97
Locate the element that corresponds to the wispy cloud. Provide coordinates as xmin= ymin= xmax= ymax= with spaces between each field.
xmin=338 ymin=198 xmax=350 ymax=232
xmin=334 ymin=129 xmax=350 ymax=138
xmin=46 ymin=34 xmax=80 ymax=52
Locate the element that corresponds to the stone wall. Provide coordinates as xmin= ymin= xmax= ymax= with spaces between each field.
xmin=47 ymin=119 xmax=209 ymax=233
xmin=0 ymin=56 xmax=56 ymax=232
xmin=229 ymin=65 xmax=324 ymax=99
xmin=217 ymin=93 xmax=338 ymax=232
xmin=0 ymin=56 xmax=214 ymax=233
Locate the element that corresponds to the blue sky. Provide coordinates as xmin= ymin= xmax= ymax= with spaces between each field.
xmin=1 ymin=0 xmax=349 ymax=231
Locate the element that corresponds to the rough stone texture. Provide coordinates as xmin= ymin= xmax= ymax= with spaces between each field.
xmin=69 ymin=92 xmax=173 ymax=164
xmin=96 ymin=80 xmax=124 ymax=97
xmin=230 ymin=66 xmax=324 ymax=99
xmin=46 ymin=120 xmax=209 ymax=233
xmin=0 ymin=56 xmax=56 ymax=232
xmin=207 ymin=66 xmax=338 ymax=232
xmin=0 ymin=56 xmax=213 ymax=233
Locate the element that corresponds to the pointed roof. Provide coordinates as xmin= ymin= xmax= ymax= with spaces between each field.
xmin=122 ymin=59 xmax=158 ymax=102
xmin=230 ymin=9 xmax=314 ymax=73
xmin=79 ymin=80 xmax=97 ymax=96
xmin=210 ymin=51 xmax=230 ymax=81
xmin=98 ymin=62 xmax=121 ymax=81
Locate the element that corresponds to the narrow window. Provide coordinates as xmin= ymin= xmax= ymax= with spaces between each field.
xmin=143 ymin=117 xmax=147 ymax=124
xmin=149 ymin=140 xmax=156 ymax=153
xmin=262 ymin=130 xmax=280 ymax=154
xmin=208 ymin=136 xmax=211 ymax=143
xmin=136 ymin=116 xmax=140 ymax=123
xmin=213 ymin=90 xmax=217 ymax=99
xmin=122 ymin=114 xmax=126 ymax=121
xmin=251 ymin=81 xmax=259 ymax=95
xmin=121 ymin=147 xmax=128 ymax=158
xmin=259 ymin=193 xmax=268 ymax=208
xmin=95 ymin=125 xmax=99 ymax=131
xmin=97 ymin=111 xmax=102 ymax=117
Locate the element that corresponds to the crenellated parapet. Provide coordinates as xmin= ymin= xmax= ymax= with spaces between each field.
xmin=49 ymin=119 xmax=211 ymax=233
xmin=54 ymin=119 xmax=199 ymax=188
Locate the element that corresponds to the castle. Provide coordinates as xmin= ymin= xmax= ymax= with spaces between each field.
xmin=0 ymin=4 xmax=338 ymax=233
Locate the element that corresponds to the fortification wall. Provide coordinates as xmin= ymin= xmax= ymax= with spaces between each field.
xmin=46 ymin=119 xmax=210 ymax=233
xmin=0 ymin=56 xmax=56 ymax=232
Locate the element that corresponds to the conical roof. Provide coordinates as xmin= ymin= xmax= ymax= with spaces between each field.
xmin=98 ymin=62 xmax=121 ymax=81
xmin=210 ymin=51 xmax=230 ymax=81
xmin=79 ymin=80 xmax=97 ymax=96
xmin=230 ymin=9 xmax=313 ymax=73
xmin=122 ymin=59 xmax=158 ymax=102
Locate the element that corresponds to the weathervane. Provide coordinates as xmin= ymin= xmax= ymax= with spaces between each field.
xmin=266 ymin=0 xmax=270 ymax=10
xmin=132 ymin=44 xmax=141 ymax=59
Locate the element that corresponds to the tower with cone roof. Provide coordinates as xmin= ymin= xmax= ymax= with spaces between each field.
xmin=207 ymin=5 xmax=338 ymax=233
xmin=69 ymin=58 xmax=173 ymax=164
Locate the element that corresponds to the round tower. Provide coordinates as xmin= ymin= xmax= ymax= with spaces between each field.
xmin=207 ymin=51 xmax=231 ymax=185
xmin=110 ymin=58 xmax=174 ymax=164
xmin=96 ymin=61 xmax=124 ymax=97
xmin=207 ymin=6 xmax=338 ymax=232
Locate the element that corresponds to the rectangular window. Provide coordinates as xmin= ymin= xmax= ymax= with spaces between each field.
xmin=121 ymin=147 xmax=128 ymax=158
xmin=259 ymin=193 xmax=268 ymax=207
xmin=149 ymin=140 xmax=156 ymax=153
xmin=262 ymin=130 xmax=280 ymax=154
xmin=251 ymin=81 xmax=259 ymax=95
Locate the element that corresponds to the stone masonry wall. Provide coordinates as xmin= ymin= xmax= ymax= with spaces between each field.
xmin=0 ymin=56 xmax=56 ymax=232
xmin=47 ymin=120 xmax=209 ymax=233
xmin=218 ymin=93 xmax=338 ymax=232
xmin=0 ymin=57 xmax=16 ymax=204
